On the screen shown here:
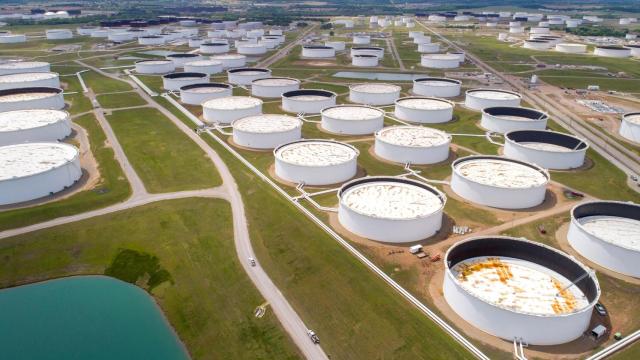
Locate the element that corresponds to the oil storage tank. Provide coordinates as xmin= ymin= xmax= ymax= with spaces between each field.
xmin=568 ymin=201 xmax=640 ymax=278
xmin=594 ymin=46 xmax=631 ymax=58
xmin=0 ymin=87 xmax=64 ymax=112
xmin=0 ymin=72 xmax=59 ymax=90
xmin=321 ymin=105 xmax=384 ymax=135
xmin=352 ymin=54 xmax=379 ymax=67
xmin=481 ymin=106 xmax=548 ymax=133
xmin=465 ymin=89 xmax=522 ymax=111
xmin=232 ymin=114 xmax=302 ymax=149
xmin=301 ymin=45 xmax=336 ymax=58
xmin=282 ymin=90 xmax=337 ymax=114
xmin=180 ymin=83 xmax=232 ymax=105
xmin=351 ymin=46 xmax=384 ymax=59
xmin=135 ymin=60 xmax=175 ymax=74
xmin=0 ymin=34 xmax=26 ymax=43
xmin=211 ymin=54 xmax=247 ymax=69
xmin=394 ymin=97 xmax=454 ymax=123
xmin=420 ymin=54 xmax=460 ymax=68
xmin=166 ymin=53 xmax=203 ymax=68
xmin=200 ymin=42 xmax=230 ymax=54
xmin=46 ymin=29 xmax=73 ymax=40
xmin=375 ymin=126 xmax=451 ymax=164
xmin=349 ymin=83 xmax=401 ymax=106
xmin=444 ymin=236 xmax=600 ymax=345
xmin=0 ymin=109 xmax=71 ymax=146
xmin=184 ymin=60 xmax=223 ymax=75
xmin=237 ymin=43 xmax=267 ymax=56
xmin=413 ymin=77 xmax=461 ymax=98
xmin=337 ymin=176 xmax=446 ymax=242
xmin=620 ymin=112 xmax=640 ymax=143
xmin=504 ymin=130 xmax=588 ymax=169
xmin=0 ymin=142 xmax=82 ymax=205
xmin=0 ymin=61 xmax=50 ymax=75
xmin=227 ymin=68 xmax=271 ymax=85
xmin=451 ymin=155 xmax=549 ymax=209
xmin=251 ymin=77 xmax=300 ymax=98
xmin=274 ymin=139 xmax=358 ymax=185
xmin=555 ymin=43 xmax=587 ymax=53
xmin=202 ymin=96 xmax=263 ymax=124
xmin=162 ymin=72 xmax=209 ymax=91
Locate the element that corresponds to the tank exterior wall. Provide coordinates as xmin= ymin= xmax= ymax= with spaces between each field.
xmin=594 ymin=48 xmax=631 ymax=58
xmin=163 ymin=76 xmax=209 ymax=91
xmin=352 ymin=56 xmax=379 ymax=67
xmin=325 ymin=41 xmax=346 ymax=51
xmin=450 ymin=171 xmax=546 ymax=209
xmin=481 ymin=113 xmax=547 ymax=133
xmin=201 ymin=43 xmax=230 ymax=54
xmin=413 ymin=81 xmax=460 ymax=98
xmin=504 ymin=139 xmax=586 ymax=169
xmin=350 ymin=48 xmax=384 ymax=58
xmin=321 ymin=111 xmax=384 ymax=135
xmin=465 ymin=93 xmax=521 ymax=111
xmin=420 ymin=56 xmax=460 ymax=69
xmin=135 ymin=62 xmax=175 ymax=74
xmin=184 ymin=63 xmax=223 ymax=75
xmin=0 ymin=35 xmax=26 ymax=43
xmin=302 ymin=47 xmax=336 ymax=58
xmin=275 ymin=157 xmax=356 ymax=185
xmin=233 ymin=127 xmax=302 ymax=149
xmin=0 ymin=116 xmax=71 ymax=146
xmin=282 ymin=96 xmax=336 ymax=114
xmin=138 ymin=36 xmax=165 ymax=45
xmin=556 ymin=44 xmax=587 ymax=53
xmin=251 ymin=82 xmax=300 ymax=98
xmin=168 ymin=55 xmax=203 ymax=67
xmin=214 ymin=56 xmax=246 ymax=69
xmin=350 ymin=89 xmax=400 ymax=106
xmin=375 ymin=136 xmax=450 ymax=165
xmin=395 ymin=102 xmax=453 ymax=123
xmin=0 ymin=74 xmax=60 ymax=91
xmin=418 ymin=43 xmax=440 ymax=53
xmin=0 ymin=63 xmax=50 ymax=76
xmin=353 ymin=36 xmax=370 ymax=44
xmin=620 ymin=117 xmax=640 ymax=143
xmin=180 ymin=88 xmax=232 ymax=105
xmin=0 ymin=92 xmax=64 ymax=112
xmin=228 ymin=71 xmax=270 ymax=85
xmin=237 ymin=44 xmax=267 ymax=55
xmin=203 ymin=104 xmax=262 ymax=124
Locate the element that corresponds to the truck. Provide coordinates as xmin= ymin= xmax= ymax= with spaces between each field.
xmin=307 ymin=330 xmax=320 ymax=344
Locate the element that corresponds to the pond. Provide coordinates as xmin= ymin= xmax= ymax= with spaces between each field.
xmin=333 ymin=71 xmax=427 ymax=81
xmin=0 ymin=276 xmax=189 ymax=360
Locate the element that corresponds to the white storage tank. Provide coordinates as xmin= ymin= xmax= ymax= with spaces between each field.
xmin=408 ymin=31 xmax=424 ymax=39
xmin=417 ymin=43 xmax=440 ymax=53
xmin=620 ymin=112 xmax=640 ymax=143
xmin=259 ymin=37 xmax=279 ymax=49
xmin=301 ymin=45 xmax=336 ymax=58
xmin=0 ymin=34 xmax=26 ymax=43
xmin=237 ymin=43 xmax=267 ymax=56
xmin=353 ymin=35 xmax=371 ymax=44
xmin=351 ymin=46 xmax=384 ymax=59
xmin=138 ymin=35 xmax=165 ymax=45
xmin=394 ymin=97 xmax=454 ymax=123
xmin=227 ymin=67 xmax=271 ymax=85
xmin=337 ymin=177 xmax=446 ymax=243
xmin=375 ymin=126 xmax=451 ymax=165
xmin=188 ymin=37 xmax=205 ymax=48
xmin=624 ymin=45 xmax=640 ymax=57
xmin=282 ymin=89 xmax=337 ymax=114
xmin=413 ymin=36 xmax=431 ymax=44
xmin=0 ymin=87 xmax=64 ymax=112
xmin=211 ymin=54 xmax=247 ymax=69
xmin=162 ymin=72 xmax=209 ymax=91
xmin=420 ymin=54 xmax=460 ymax=69
xmin=444 ymin=236 xmax=600 ymax=345
xmin=530 ymin=27 xmax=550 ymax=34
xmin=166 ymin=53 xmax=203 ymax=68
xmin=594 ymin=46 xmax=631 ymax=58
xmin=451 ymin=155 xmax=549 ymax=209
xmin=90 ymin=29 xmax=109 ymax=38
xmin=413 ymin=77 xmax=461 ymax=98
xmin=45 ymin=29 xmax=73 ymax=40
xmin=555 ymin=43 xmax=587 ymax=53
xmin=503 ymin=130 xmax=588 ymax=170
xmin=202 ymin=96 xmax=263 ymax=124
xmin=108 ymin=32 xmax=134 ymax=42
xmin=179 ymin=20 xmax=197 ymax=27
xmin=0 ymin=142 xmax=82 ymax=205
xmin=465 ymin=89 xmax=522 ymax=111
xmin=232 ymin=114 xmax=302 ymax=149
xmin=325 ymin=41 xmax=346 ymax=51
xmin=447 ymin=51 xmax=465 ymax=62
xmin=523 ymin=39 xmax=552 ymax=50
xmin=274 ymin=139 xmax=358 ymax=185
xmin=321 ymin=105 xmax=385 ymax=135
xmin=566 ymin=19 xmax=582 ymax=28
xmin=0 ymin=61 xmax=50 ymax=76
xmin=509 ymin=26 xmax=525 ymax=34
xmin=0 ymin=72 xmax=60 ymax=91
xmin=179 ymin=83 xmax=233 ymax=105
xmin=184 ymin=60 xmax=223 ymax=75
xmin=251 ymin=77 xmax=300 ymax=98
xmin=352 ymin=54 xmax=379 ymax=67
xmin=481 ymin=106 xmax=548 ymax=133
xmin=0 ymin=109 xmax=71 ymax=146
xmin=77 ymin=26 xmax=100 ymax=36
xmin=135 ymin=59 xmax=175 ymax=74
xmin=568 ymin=201 xmax=640 ymax=278
xmin=349 ymin=83 xmax=401 ymax=106
xmin=498 ymin=33 xmax=508 ymax=41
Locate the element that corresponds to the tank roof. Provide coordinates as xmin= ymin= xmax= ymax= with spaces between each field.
xmin=185 ymin=60 xmax=222 ymax=66
xmin=624 ymin=113 xmax=640 ymax=125
xmin=350 ymin=83 xmax=401 ymax=93
xmin=377 ymin=126 xmax=450 ymax=147
xmin=454 ymin=157 xmax=548 ymax=189
xmin=0 ymin=87 xmax=61 ymax=103
xmin=0 ymin=109 xmax=68 ymax=132
xmin=578 ymin=216 xmax=640 ymax=252
xmin=275 ymin=140 xmax=357 ymax=167
xmin=202 ymin=96 xmax=262 ymax=110
xmin=233 ymin=114 xmax=301 ymax=133
xmin=136 ymin=59 xmax=172 ymax=65
xmin=414 ymin=77 xmax=461 ymax=85
xmin=252 ymin=77 xmax=299 ymax=86
xmin=0 ymin=72 xmax=57 ymax=83
xmin=322 ymin=105 xmax=383 ymax=120
xmin=0 ymin=61 xmax=48 ymax=70
xmin=212 ymin=54 xmax=246 ymax=59
xmin=396 ymin=97 xmax=453 ymax=110
xmin=469 ymin=89 xmax=521 ymax=100
xmin=0 ymin=142 xmax=78 ymax=181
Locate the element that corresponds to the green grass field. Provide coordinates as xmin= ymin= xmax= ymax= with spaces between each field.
xmin=106 ymin=107 xmax=222 ymax=192
xmin=96 ymin=91 xmax=147 ymax=109
xmin=0 ymin=198 xmax=301 ymax=360
xmin=82 ymin=70 xmax=133 ymax=94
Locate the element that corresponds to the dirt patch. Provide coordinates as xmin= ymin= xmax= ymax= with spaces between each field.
xmin=293 ymin=60 xmax=337 ymax=67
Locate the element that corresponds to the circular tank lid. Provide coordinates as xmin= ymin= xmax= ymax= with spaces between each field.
xmin=376 ymin=126 xmax=450 ymax=147
xmin=135 ymin=59 xmax=173 ymax=65
xmin=483 ymin=106 xmax=548 ymax=121
xmin=395 ymin=97 xmax=453 ymax=110
xmin=350 ymin=83 xmax=401 ymax=94
xmin=572 ymin=201 xmax=640 ymax=252
xmin=0 ymin=72 xmax=58 ymax=83
xmin=468 ymin=89 xmax=521 ymax=100
xmin=180 ymin=82 xmax=231 ymax=93
xmin=414 ymin=77 xmax=461 ymax=86
xmin=212 ymin=54 xmax=246 ymax=60
xmin=322 ymin=105 xmax=384 ymax=120
xmin=0 ymin=109 xmax=68 ymax=132
xmin=623 ymin=112 xmax=640 ymax=125
xmin=274 ymin=139 xmax=358 ymax=167
xmin=252 ymin=77 xmax=300 ymax=86
xmin=0 ymin=61 xmax=49 ymax=71
xmin=163 ymin=72 xmax=208 ymax=79
xmin=505 ymin=130 xmax=588 ymax=152
xmin=203 ymin=96 xmax=262 ymax=110
xmin=0 ymin=87 xmax=62 ymax=103
xmin=232 ymin=114 xmax=302 ymax=133
xmin=421 ymin=54 xmax=460 ymax=60
xmin=0 ymin=142 xmax=78 ymax=181
xmin=185 ymin=60 xmax=222 ymax=67
xmin=453 ymin=156 xmax=549 ymax=189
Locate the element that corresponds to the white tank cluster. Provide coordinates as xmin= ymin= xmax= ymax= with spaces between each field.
xmin=237 ymin=43 xmax=267 ymax=56
xmin=568 ymin=201 xmax=640 ymax=278
xmin=45 ymin=29 xmax=73 ymax=40
xmin=555 ymin=43 xmax=587 ymax=53
xmin=184 ymin=60 xmax=223 ymax=75
xmin=451 ymin=155 xmax=549 ymax=209
xmin=352 ymin=54 xmax=379 ymax=67
xmin=179 ymin=83 xmax=233 ymax=105
xmin=282 ymin=89 xmax=337 ymax=114
xmin=162 ymin=72 xmax=209 ymax=91
xmin=166 ymin=53 xmax=203 ymax=68
xmin=420 ymin=54 xmax=461 ymax=69
xmin=337 ymin=177 xmax=446 ymax=243
xmin=274 ymin=139 xmax=358 ymax=185
xmin=232 ymin=114 xmax=302 ymax=149
xmin=481 ymin=106 xmax=548 ymax=133
xmin=412 ymin=77 xmax=461 ymax=98
xmin=0 ymin=87 xmax=65 ymax=112
xmin=594 ymin=46 xmax=631 ymax=58
xmin=504 ymin=130 xmax=588 ymax=169
xmin=620 ymin=112 xmax=640 ymax=143
xmin=211 ymin=54 xmax=247 ymax=69
xmin=321 ymin=105 xmax=384 ymax=135
xmin=444 ymin=236 xmax=600 ymax=345
xmin=135 ymin=60 xmax=175 ymax=74
xmin=0 ymin=109 xmax=71 ymax=146
xmin=202 ymin=96 xmax=263 ymax=124
xmin=465 ymin=89 xmax=522 ymax=111
xmin=375 ymin=126 xmax=451 ymax=164
xmin=201 ymin=42 xmax=230 ymax=54
xmin=227 ymin=68 xmax=271 ymax=85
xmin=394 ymin=97 xmax=454 ymax=123
xmin=0 ymin=142 xmax=82 ymax=205
xmin=301 ymin=45 xmax=336 ymax=58
xmin=251 ymin=77 xmax=300 ymax=98
xmin=0 ymin=61 xmax=50 ymax=75
xmin=351 ymin=47 xmax=384 ymax=59
xmin=349 ymin=83 xmax=400 ymax=106
xmin=0 ymin=72 xmax=59 ymax=91
xmin=138 ymin=35 xmax=165 ymax=45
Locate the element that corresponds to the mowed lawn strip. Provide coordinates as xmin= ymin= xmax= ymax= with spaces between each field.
xmin=0 ymin=198 xmax=301 ymax=360
xmin=107 ymin=107 xmax=221 ymax=192
xmin=96 ymin=91 xmax=147 ymax=109
xmin=203 ymin=134 xmax=475 ymax=360
xmin=0 ymin=113 xmax=131 ymax=231
xmin=82 ymin=70 xmax=133 ymax=94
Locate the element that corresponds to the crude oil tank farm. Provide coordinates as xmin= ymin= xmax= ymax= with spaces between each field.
xmin=0 ymin=87 xmax=65 ymax=112
xmin=202 ymin=96 xmax=263 ymax=124
xmin=481 ymin=106 xmax=548 ymax=133
xmin=0 ymin=109 xmax=71 ymax=146
xmin=394 ymin=97 xmax=454 ymax=123
xmin=465 ymin=89 xmax=522 ymax=111
xmin=0 ymin=72 xmax=60 ymax=90
xmin=412 ymin=77 xmax=461 ymax=98
xmin=232 ymin=114 xmax=302 ymax=149
xmin=504 ymin=130 xmax=588 ymax=169
xmin=568 ymin=201 xmax=640 ymax=278
xmin=179 ymin=83 xmax=232 ymax=105
xmin=349 ymin=83 xmax=401 ymax=106
xmin=274 ymin=139 xmax=358 ymax=185
xmin=443 ymin=236 xmax=600 ymax=345
xmin=0 ymin=142 xmax=82 ymax=205
xmin=282 ymin=90 xmax=337 ymax=114
xmin=320 ymin=105 xmax=384 ymax=135
xmin=374 ymin=126 xmax=451 ymax=164
xmin=337 ymin=176 xmax=446 ymax=243
xmin=450 ymin=155 xmax=549 ymax=209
